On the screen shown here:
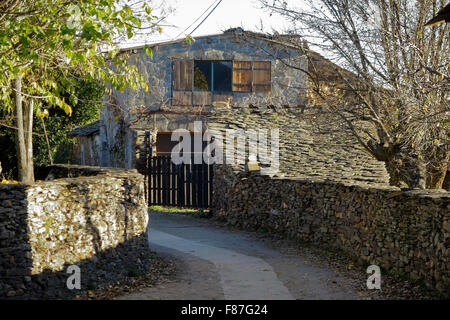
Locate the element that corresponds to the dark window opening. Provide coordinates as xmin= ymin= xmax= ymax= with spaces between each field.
xmin=156 ymin=132 xmax=209 ymax=156
xmin=172 ymin=60 xmax=271 ymax=106
xmin=194 ymin=61 xmax=232 ymax=92
xmin=156 ymin=133 xmax=178 ymax=156
xmin=213 ymin=61 xmax=232 ymax=92
xmin=194 ymin=61 xmax=212 ymax=91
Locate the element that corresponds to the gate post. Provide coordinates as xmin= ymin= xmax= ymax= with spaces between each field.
xmin=145 ymin=131 xmax=151 ymax=205
xmin=177 ymin=163 xmax=185 ymax=207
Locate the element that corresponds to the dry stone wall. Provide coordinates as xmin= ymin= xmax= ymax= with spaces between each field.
xmin=0 ymin=165 xmax=149 ymax=299
xmin=207 ymin=106 xmax=390 ymax=186
xmin=212 ymin=166 xmax=450 ymax=296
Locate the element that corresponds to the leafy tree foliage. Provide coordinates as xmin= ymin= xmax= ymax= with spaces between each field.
xmin=0 ymin=79 xmax=104 ymax=178
xmin=0 ymin=0 xmax=157 ymax=183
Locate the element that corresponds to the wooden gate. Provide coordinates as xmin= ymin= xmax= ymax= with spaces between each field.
xmin=147 ymin=156 xmax=213 ymax=209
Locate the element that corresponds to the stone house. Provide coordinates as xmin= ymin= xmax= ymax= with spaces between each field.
xmin=71 ymin=30 xmax=307 ymax=167
xmin=69 ymin=29 xmax=390 ymax=185
xmin=69 ymin=120 xmax=102 ymax=166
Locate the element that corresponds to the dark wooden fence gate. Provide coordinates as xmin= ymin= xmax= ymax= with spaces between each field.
xmin=147 ymin=156 xmax=213 ymax=209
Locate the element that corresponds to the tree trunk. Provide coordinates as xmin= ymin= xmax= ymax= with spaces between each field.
xmin=425 ymin=148 xmax=449 ymax=189
xmin=41 ymin=117 xmax=53 ymax=165
xmin=24 ymin=99 xmax=34 ymax=182
xmin=384 ymin=152 xmax=426 ymax=189
xmin=443 ymin=170 xmax=450 ymax=190
xmin=13 ymin=74 xmax=34 ymax=184
xmin=13 ymin=74 xmax=28 ymax=183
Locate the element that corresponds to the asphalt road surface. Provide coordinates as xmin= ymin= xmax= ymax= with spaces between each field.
xmin=119 ymin=211 xmax=366 ymax=300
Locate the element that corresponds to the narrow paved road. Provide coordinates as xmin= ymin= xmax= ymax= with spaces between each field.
xmin=119 ymin=211 xmax=364 ymax=300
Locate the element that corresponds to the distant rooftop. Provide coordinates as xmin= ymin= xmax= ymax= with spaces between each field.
xmin=69 ymin=120 xmax=101 ymax=137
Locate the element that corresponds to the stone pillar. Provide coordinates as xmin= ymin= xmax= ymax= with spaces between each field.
xmin=99 ymin=123 xmax=110 ymax=167
xmin=133 ymin=130 xmax=149 ymax=174
xmin=150 ymin=129 xmax=158 ymax=157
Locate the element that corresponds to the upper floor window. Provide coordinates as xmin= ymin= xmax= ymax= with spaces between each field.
xmin=194 ymin=61 xmax=233 ymax=92
xmin=172 ymin=59 xmax=271 ymax=106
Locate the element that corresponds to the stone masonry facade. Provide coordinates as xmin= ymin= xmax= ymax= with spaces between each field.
xmin=112 ymin=32 xmax=308 ymax=115
xmin=0 ymin=165 xmax=149 ymax=299
xmin=213 ymin=167 xmax=450 ymax=297
xmin=208 ymin=106 xmax=449 ymax=297
xmin=207 ymin=106 xmax=391 ymax=186
xmin=71 ymin=32 xmax=309 ymax=170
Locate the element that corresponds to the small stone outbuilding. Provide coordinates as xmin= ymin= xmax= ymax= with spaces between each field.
xmin=69 ymin=120 xmax=102 ymax=166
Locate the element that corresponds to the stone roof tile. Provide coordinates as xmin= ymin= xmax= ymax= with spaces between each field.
xmin=68 ymin=120 xmax=101 ymax=137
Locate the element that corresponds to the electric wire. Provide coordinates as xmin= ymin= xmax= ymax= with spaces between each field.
xmin=174 ymin=0 xmax=223 ymax=39
xmin=189 ymin=0 xmax=223 ymax=36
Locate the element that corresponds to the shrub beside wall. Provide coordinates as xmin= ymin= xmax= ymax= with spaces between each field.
xmin=213 ymin=165 xmax=450 ymax=296
xmin=0 ymin=165 xmax=149 ymax=299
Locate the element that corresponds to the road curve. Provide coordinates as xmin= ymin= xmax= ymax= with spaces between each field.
xmin=119 ymin=211 xmax=362 ymax=300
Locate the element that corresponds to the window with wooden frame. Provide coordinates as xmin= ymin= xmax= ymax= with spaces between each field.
xmin=232 ymin=61 xmax=271 ymax=92
xmin=194 ymin=61 xmax=233 ymax=92
xmin=172 ymin=60 xmax=271 ymax=106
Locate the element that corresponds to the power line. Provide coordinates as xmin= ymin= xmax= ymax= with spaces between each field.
xmin=173 ymin=0 xmax=221 ymax=39
xmin=189 ymin=0 xmax=223 ymax=36
xmin=174 ymin=0 xmax=223 ymax=40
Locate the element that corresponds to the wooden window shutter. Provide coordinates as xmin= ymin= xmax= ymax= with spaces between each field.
xmin=232 ymin=61 xmax=252 ymax=92
xmin=252 ymin=61 xmax=271 ymax=92
xmin=193 ymin=92 xmax=212 ymax=106
xmin=232 ymin=61 xmax=271 ymax=92
xmin=173 ymin=60 xmax=193 ymax=91
xmin=172 ymin=91 xmax=192 ymax=106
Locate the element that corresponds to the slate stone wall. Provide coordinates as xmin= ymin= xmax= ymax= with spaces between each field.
xmin=207 ymin=106 xmax=390 ymax=186
xmin=71 ymin=135 xmax=102 ymax=166
xmin=212 ymin=166 xmax=450 ymax=296
xmin=132 ymin=105 xmax=391 ymax=185
xmin=0 ymin=165 xmax=149 ymax=299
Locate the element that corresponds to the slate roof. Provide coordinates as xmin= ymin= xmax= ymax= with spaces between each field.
xmin=68 ymin=120 xmax=101 ymax=137
xmin=207 ymin=107 xmax=390 ymax=186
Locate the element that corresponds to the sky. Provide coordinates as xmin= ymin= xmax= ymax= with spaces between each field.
xmin=122 ymin=0 xmax=296 ymax=47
